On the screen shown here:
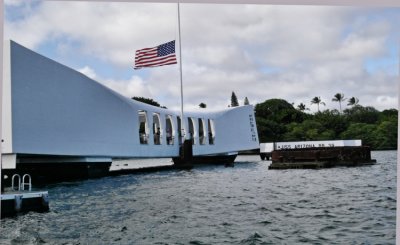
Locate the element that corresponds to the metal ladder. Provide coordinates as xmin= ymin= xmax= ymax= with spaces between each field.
xmin=11 ymin=174 xmax=32 ymax=191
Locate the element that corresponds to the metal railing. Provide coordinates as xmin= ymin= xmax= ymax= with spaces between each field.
xmin=11 ymin=173 xmax=32 ymax=191
xmin=22 ymin=174 xmax=32 ymax=191
xmin=11 ymin=174 xmax=21 ymax=191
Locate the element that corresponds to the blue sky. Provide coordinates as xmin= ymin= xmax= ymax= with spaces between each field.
xmin=4 ymin=0 xmax=399 ymax=111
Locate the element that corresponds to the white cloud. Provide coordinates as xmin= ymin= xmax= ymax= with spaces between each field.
xmin=5 ymin=2 xmax=177 ymax=66
xmin=103 ymin=76 xmax=153 ymax=99
xmin=375 ymin=95 xmax=398 ymax=109
xmin=5 ymin=0 xmax=25 ymax=7
xmin=78 ymin=66 xmax=97 ymax=80
xmin=78 ymin=65 xmax=153 ymax=99
xmin=4 ymin=2 xmax=398 ymax=111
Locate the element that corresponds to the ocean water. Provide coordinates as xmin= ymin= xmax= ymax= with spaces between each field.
xmin=0 ymin=151 xmax=397 ymax=244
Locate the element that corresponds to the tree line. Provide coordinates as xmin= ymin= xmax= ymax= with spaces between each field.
xmin=255 ymin=96 xmax=397 ymax=150
xmin=199 ymin=91 xmax=250 ymax=108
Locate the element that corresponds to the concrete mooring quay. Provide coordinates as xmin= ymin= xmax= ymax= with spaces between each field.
xmin=268 ymin=146 xmax=376 ymax=170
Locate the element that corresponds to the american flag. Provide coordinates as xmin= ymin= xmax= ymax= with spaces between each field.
xmin=134 ymin=40 xmax=177 ymax=69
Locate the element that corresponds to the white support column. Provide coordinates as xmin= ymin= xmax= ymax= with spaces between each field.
xmin=0 ymin=0 xmax=4 ymax=191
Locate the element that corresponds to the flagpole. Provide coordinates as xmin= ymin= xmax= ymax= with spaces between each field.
xmin=177 ymin=2 xmax=184 ymax=144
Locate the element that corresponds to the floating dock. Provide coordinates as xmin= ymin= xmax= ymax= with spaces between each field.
xmin=1 ymin=174 xmax=49 ymax=218
xmin=268 ymin=146 xmax=376 ymax=169
xmin=1 ymin=191 xmax=49 ymax=218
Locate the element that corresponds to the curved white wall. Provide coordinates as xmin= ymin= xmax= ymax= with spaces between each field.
xmin=2 ymin=41 xmax=259 ymax=159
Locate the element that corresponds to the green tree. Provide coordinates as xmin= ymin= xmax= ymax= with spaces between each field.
xmin=314 ymin=109 xmax=348 ymax=138
xmin=256 ymin=118 xmax=286 ymax=142
xmin=284 ymin=120 xmax=334 ymax=141
xmin=255 ymin=99 xmax=308 ymax=142
xmin=311 ymin=96 xmax=325 ymax=112
xmin=347 ymin=97 xmax=359 ymax=107
xmin=132 ymin=96 xmax=166 ymax=108
xmin=332 ymin=93 xmax=346 ymax=113
xmin=244 ymin=97 xmax=250 ymax=105
xmin=231 ymin=91 xmax=239 ymax=107
xmin=373 ymin=119 xmax=398 ymax=149
xmin=297 ymin=103 xmax=309 ymax=112
xmin=343 ymin=105 xmax=380 ymax=124
xmin=340 ymin=123 xmax=377 ymax=147
xmin=199 ymin=102 xmax=207 ymax=108
xmin=379 ymin=108 xmax=398 ymax=121
xmin=255 ymin=98 xmax=306 ymax=124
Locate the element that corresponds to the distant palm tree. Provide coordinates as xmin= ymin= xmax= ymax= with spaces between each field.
xmin=297 ymin=103 xmax=309 ymax=112
xmin=332 ymin=93 xmax=346 ymax=113
xmin=311 ymin=96 xmax=325 ymax=112
xmin=347 ymin=97 xmax=359 ymax=106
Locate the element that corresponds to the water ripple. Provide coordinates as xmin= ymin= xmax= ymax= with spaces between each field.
xmin=0 ymin=151 xmax=396 ymax=244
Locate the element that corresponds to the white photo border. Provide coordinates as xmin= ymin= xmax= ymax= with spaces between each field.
xmin=0 ymin=2 xmax=398 ymax=241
